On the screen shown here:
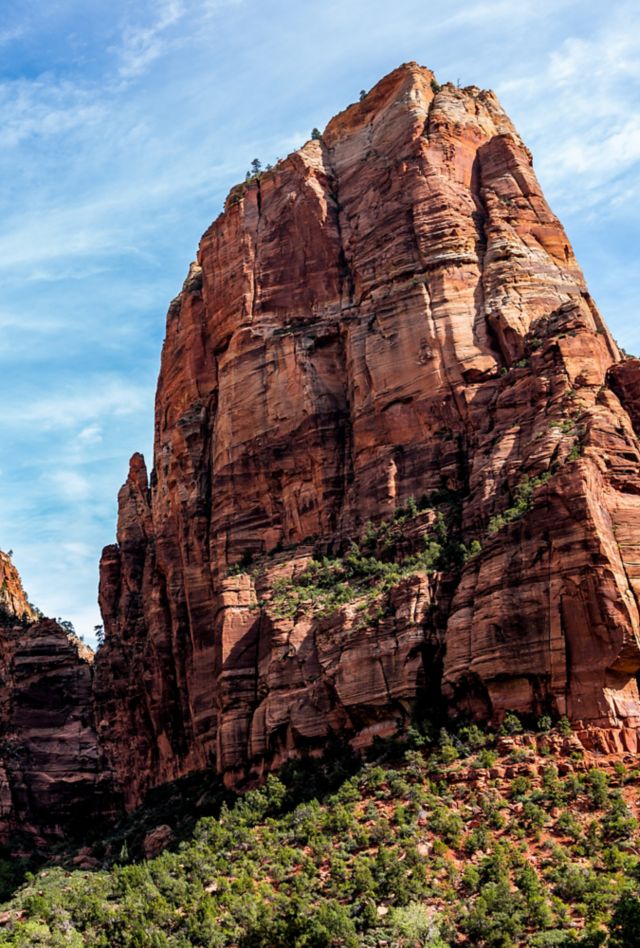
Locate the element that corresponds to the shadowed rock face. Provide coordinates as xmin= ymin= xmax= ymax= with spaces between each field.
xmin=94 ymin=62 xmax=640 ymax=809
xmin=0 ymin=606 xmax=114 ymax=842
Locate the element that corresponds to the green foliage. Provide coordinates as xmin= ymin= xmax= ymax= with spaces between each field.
xmin=500 ymin=711 xmax=524 ymax=735
xmin=389 ymin=901 xmax=447 ymax=945
xmin=475 ymin=747 xmax=498 ymax=769
xmin=557 ymin=716 xmax=572 ymax=737
xmin=585 ymin=769 xmax=609 ymax=809
xmin=602 ymin=794 xmax=638 ymax=841
xmin=609 ymin=895 xmax=640 ymax=946
xmin=462 ymin=538 xmax=483 ymax=561
xmin=1 ymin=727 xmax=639 ymax=946
xmin=461 ymin=879 xmax=526 ymax=945
xmin=488 ymin=472 xmax=552 ymax=535
xmin=270 ymin=514 xmax=452 ymax=620
xmin=567 ymin=442 xmax=582 ymax=462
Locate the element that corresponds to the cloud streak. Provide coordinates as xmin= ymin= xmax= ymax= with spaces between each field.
xmin=116 ymin=0 xmax=186 ymax=79
xmin=0 ymin=0 xmax=637 ymax=643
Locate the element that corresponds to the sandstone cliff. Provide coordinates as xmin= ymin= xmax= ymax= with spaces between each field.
xmin=0 ymin=551 xmax=36 ymax=626
xmin=0 ymin=553 xmax=112 ymax=842
xmin=95 ymin=63 xmax=640 ymax=809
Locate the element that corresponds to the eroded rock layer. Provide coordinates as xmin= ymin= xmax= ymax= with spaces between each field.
xmin=0 ymin=556 xmax=113 ymax=842
xmin=95 ymin=62 xmax=640 ymax=808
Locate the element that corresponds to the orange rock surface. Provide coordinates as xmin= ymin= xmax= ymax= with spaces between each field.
xmin=0 ymin=552 xmax=35 ymax=624
xmin=94 ymin=63 xmax=640 ymax=808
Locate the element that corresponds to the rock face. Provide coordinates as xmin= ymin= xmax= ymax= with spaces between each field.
xmin=95 ymin=62 xmax=640 ymax=809
xmin=0 ymin=554 xmax=113 ymax=842
xmin=0 ymin=620 xmax=113 ymax=841
xmin=0 ymin=552 xmax=36 ymax=625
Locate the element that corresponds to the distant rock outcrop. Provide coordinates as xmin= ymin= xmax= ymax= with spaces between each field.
xmin=0 ymin=553 xmax=113 ymax=842
xmin=93 ymin=63 xmax=640 ymax=809
xmin=0 ymin=551 xmax=35 ymax=625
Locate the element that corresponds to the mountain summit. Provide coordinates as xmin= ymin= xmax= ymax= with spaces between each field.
xmin=88 ymin=63 xmax=640 ymax=809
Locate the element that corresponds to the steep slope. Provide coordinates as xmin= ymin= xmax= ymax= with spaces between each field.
xmin=3 ymin=725 xmax=640 ymax=946
xmin=95 ymin=62 xmax=640 ymax=809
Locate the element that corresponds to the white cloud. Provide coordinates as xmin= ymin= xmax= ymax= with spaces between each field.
xmin=116 ymin=0 xmax=186 ymax=79
xmin=0 ymin=77 xmax=104 ymax=149
xmin=0 ymin=26 xmax=26 ymax=46
xmin=497 ymin=8 xmax=640 ymax=215
xmin=47 ymin=470 xmax=92 ymax=503
xmin=77 ymin=424 xmax=103 ymax=445
xmin=8 ymin=379 xmax=150 ymax=431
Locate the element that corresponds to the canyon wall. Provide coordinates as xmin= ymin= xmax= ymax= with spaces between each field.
xmin=94 ymin=63 xmax=640 ymax=808
xmin=0 ymin=555 xmax=112 ymax=841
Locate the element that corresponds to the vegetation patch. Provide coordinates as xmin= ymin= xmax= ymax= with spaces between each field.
xmin=268 ymin=496 xmax=480 ymax=621
xmin=1 ymin=720 xmax=640 ymax=945
xmin=488 ymin=472 xmax=553 ymax=536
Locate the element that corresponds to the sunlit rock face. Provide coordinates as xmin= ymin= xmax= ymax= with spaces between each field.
xmin=94 ymin=62 xmax=640 ymax=809
xmin=0 ymin=551 xmax=35 ymax=625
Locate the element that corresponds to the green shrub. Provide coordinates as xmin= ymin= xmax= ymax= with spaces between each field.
xmin=488 ymin=473 xmax=552 ymax=534
xmin=389 ymin=902 xmax=446 ymax=945
xmin=462 ymin=879 xmax=526 ymax=945
xmin=608 ymin=894 xmax=640 ymax=946
xmin=557 ymin=716 xmax=572 ymax=737
xmin=501 ymin=712 xmax=523 ymax=735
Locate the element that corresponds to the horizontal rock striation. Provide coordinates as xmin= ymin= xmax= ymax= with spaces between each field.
xmin=94 ymin=63 xmax=640 ymax=808
xmin=0 ymin=551 xmax=114 ymax=842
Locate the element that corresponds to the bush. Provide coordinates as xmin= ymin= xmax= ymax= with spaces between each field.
xmin=1 ymin=724 xmax=639 ymax=946
xmin=462 ymin=880 xmax=526 ymax=945
xmin=501 ymin=712 xmax=523 ymax=735
xmin=488 ymin=473 xmax=552 ymax=534
xmin=608 ymin=894 xmax=640 ymax=947
xmin=557 ymin=716 xmax=572 ymax=737
xmin=389 ymin=902 xmax=446 ymax=945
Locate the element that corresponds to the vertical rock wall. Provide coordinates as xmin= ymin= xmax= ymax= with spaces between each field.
xmin=94 ymin=63 xmax=640 ymax=808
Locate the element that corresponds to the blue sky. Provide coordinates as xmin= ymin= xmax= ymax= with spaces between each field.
xmin=1 ymin=0 xmax=639 ymax=643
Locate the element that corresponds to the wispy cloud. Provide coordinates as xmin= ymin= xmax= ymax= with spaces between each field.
xmin=8 ymin=379 xmax=149 ymax=431
xmin=0 ymin=77 xmax=104 ymax=149
xmin=497 ymin=10 xmax=640 ymax=213
xmin=0 ymin=26 xmax=26 ymax=46
xmin=116 ymin=0 xmax=186 ymax=79
xmin=0 ymin=0 xmax=637 ymax=643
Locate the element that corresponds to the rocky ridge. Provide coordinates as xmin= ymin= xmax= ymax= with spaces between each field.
xmin=92 ymin=62 xmax=640 ymax=810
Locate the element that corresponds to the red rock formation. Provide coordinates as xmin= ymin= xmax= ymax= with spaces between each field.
xmin=0 ymin=552 xmax=36 ymax=625
xmin=0 ymin=620 xmax=114 ymax=842
xmin=0 ymin=554 xmax=113 ymax=842
xmin=95 ymin=63 xmax=640 ymax=808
